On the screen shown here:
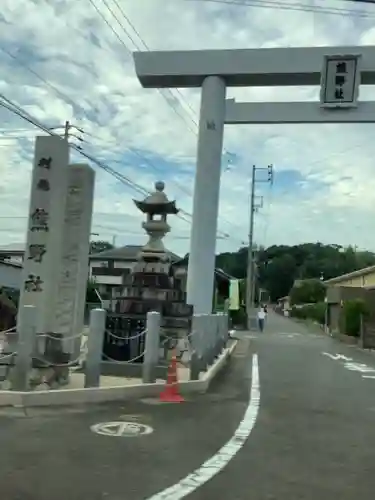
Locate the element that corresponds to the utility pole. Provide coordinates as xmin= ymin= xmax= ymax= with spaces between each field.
xmin=246 ymin=165 xmax=256 ymax=329
xmin=246 ymin=164 xmax=274 ymax=330
xmin=49 ymin=122 xmax=84 ymax=146
xmin=64 ymin=120 xmax=70 ymax=141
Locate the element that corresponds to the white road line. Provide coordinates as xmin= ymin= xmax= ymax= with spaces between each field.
xmin=146 ymin=354 xmax=260 ymax=500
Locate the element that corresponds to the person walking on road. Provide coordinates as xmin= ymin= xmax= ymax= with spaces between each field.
xmin=257 ymin=306 xmax=266 ymax=332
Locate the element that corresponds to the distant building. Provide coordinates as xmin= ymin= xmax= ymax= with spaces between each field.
xmin=0 ymin=261 xmax=22 ymax=291
xmin=324 ymin=265 xmax=375 ymax=288
xmin=0 ymin=243 xmax=25 ymax=266
xmin=89 ymin=245 xmax=180 ymax=300
xmin=0 ymin=244 xmax=24 ymax=291
xmin=0 ymin=242 xmax=233 ymax=304
xmin=89 ymin=246 xmax=233 ymax=304
xmin=324 ymin=265 xmax=375 ymax=337
xmin=277 ymin=295 xmax=291 ymax=315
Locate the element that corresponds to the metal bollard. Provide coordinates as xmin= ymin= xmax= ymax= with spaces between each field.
xmin=191 ymin=314 xmax=206 ymax=374
xmin=213 ymin=315 xmax=220 ymax=359
xmin=189 ymin=350 xmax=201 ymax=380
xmin=84 ymin=308 xmax=106 ymax=388
xmin=142 ymin=311 xmax=161 ymax=384
xmin=222 ymin=313 xmax=230 ymax=345
xmin=221 ymin=312 xmax=228 ymax=348
xmin=12 ymin=305 xmax=37 ymax=391
xmin=216 ymin=313 xmax=225 ymax=354
xmin=211 ymin=315 xmax=219 ymax=359
xmin=207 ymin=314 xmax=216 ymax=365
xmin=201 ymin=314 xmax=211 ymax=366
xmin=196 ymin=314 xmax=209 ymax=371
xmin=217 ymin=316 xmax=224 ymax=354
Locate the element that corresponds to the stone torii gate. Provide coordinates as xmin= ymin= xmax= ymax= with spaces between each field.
xmin=133 ymin=45 xmax=375 ymax=314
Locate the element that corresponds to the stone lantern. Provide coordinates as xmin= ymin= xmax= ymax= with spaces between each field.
xmin=133 ymin=181 xmax=179 ymax=267
xmin=102 ymin=181 xmax=193 ymax=363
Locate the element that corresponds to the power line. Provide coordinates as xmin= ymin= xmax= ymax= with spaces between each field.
xmin=0 ymin=46 xmax=91 ymax=120
xmin=91 ymin=0 xmax=242 ymax=235
xmin=0 ymin=47 xmax=202 ymax=224
xmin=0 ymin=70 xmax=237 ymax=241
xmin=0 ymin=216 xmax=226 ymax=241
xmin=87 ymin=0 xmax=198 ymax=135
xmin=0 ymin=3 xmax=244 ymax=244
xmin=103 ymin=0 xmax=235 ymax=170
xmin=184 ymin=0 xmax=375 ymax=17
xmin=108 ymin=0 xmax=200 ymax=123
xmin=81 ymin=130 xmax=195 ymax=199
xmin=0 ymin=16 xmax=197 ymax=195
xmin=342 ymin=0 xmax=375 ymax=5
xmin=0 ymin=94 xmax=241 ymax=243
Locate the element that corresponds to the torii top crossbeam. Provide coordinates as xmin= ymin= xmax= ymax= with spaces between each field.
xmin=133 ymin=45 xmax=375 ymax=88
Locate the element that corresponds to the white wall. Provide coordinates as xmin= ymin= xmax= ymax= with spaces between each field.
xmin=114 ymin=262 xmax=134 ymax=270
xmin=94 ymin=275 xmax=123 ymax=285
xmin=1 ymin=255 xmax=23 ymax=265
xmin=0 ymin=264 xmax=22 ymax=290
xmin=89 ymin=260 xmax=107 ymax=279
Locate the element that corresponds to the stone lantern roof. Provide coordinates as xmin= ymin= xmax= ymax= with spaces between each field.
xmin=133 ymin=181 xmax=179 ymax=215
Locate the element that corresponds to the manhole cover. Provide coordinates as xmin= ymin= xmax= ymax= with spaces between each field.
xmin=90 ymin=421 xmax=154 ymax=437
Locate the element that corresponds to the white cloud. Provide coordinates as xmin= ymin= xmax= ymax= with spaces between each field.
xmin=1 ymin=0 xmax=375 ymax=256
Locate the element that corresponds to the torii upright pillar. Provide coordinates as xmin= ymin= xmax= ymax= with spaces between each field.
xmin=186 ymin=76 xmax=226 ymax=313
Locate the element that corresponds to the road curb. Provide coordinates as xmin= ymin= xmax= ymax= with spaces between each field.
xmin=0 ymin=391 xmax=23 ymax=407
xmin=0 ymin=341 xmax=238 ymax=408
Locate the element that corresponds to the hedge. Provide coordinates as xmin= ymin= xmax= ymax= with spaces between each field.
xmin=341 ymin=299 xmax=368 ymax=337
xmin=290 ymin=302 xmax=326 ymax=325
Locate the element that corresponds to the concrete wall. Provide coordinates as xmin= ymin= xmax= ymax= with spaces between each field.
xmin=0 ymin=263 xmax=22 ymax=290
xmin=326 ymin=285 xmax=375 ymax=334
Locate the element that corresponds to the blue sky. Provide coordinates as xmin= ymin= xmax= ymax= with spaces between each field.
xmin=2 ymin=0 xmax=375 ymax=255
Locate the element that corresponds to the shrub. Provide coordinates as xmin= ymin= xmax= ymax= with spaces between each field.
xmin=230 ymin=306 xmax=247 ymax=328
xmin=309 ymin=302 xmax=326 ymax=325
xmin=290 ymin=302 xmax=326 ymax=325
xmin=290 ymin=306 xmax=308 ymax=320
xmin=290 ymin=279 xmax=326 ymax=305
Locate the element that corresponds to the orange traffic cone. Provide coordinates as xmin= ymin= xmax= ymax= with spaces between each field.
xmin=159 ymin=349 xmax=184 ymax=403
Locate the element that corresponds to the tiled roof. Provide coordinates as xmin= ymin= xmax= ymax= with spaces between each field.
xmin=0 ymin=243 xmax=25 ymax=253
xmin=171 ymin=257 xmax=235 ymax=282
xmin=324 ymin=264 xmax=375 ymax=285
xmin=90 ymin=245 xmax=180 ymax=262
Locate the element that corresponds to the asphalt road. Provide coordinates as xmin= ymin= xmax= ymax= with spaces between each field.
xmin=0 ymin=313 xmax=374 ymax=499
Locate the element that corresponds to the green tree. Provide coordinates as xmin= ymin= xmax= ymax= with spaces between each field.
xmin=216 ymin=242 xmax=375 ymax=302
xmin=86 ymin=279 xmax=99 ymax=302
xmin=289 ymin=279 xmax=326 ymax=305
xmin=257 ymin=253 xmax=297 ymax=301
xmin=89 ymin=240 xmax=114 ymax=255
xmin=216 ymin=247 xmax=248 ymax=278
